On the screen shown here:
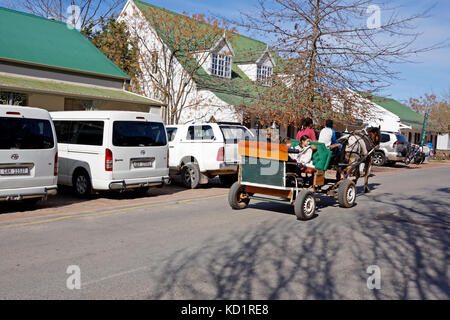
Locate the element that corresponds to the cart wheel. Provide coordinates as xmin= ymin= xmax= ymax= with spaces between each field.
xmin=294 ymin=190 xmax=316 ymax=221
xmin=338 ymin=179 xmax=356 ymax=208
xmin=228 ymin=182 xmax=250 ymax=210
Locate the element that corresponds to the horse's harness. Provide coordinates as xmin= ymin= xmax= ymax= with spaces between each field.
xmin=340 ymin=129 xmax=376 ymax=164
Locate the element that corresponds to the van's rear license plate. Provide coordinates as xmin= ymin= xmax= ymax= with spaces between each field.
xmin=0 ymin=168 xmax=30 ymax=175
xmin=133 ymin=161 xmax=153 ymax=168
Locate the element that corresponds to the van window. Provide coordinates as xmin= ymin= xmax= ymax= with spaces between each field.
xmin=187 ymin=125 xmax=215 ymax=140
xmin=166 ymin=128 xmax=177 ymax=142
xmin=0 ymin=117 xmax=54 ymax=150
xmin=113 ymin=121 xmax=167 ymax=147
xmin=220 ymin=126 xmax=253 ymax=144
xmin=54 ymin=121 xmax=104 ymax=146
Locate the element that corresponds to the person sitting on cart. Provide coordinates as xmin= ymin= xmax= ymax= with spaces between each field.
xmin=295 ymin=135 xmax=315 ymax=170
xmin=286 ymin=135 xmax=315 ymax=175
xmin=318 ymin=119 xmax=342 ymax=165
xmin=296 ymin=118 xmax=317 ymax=142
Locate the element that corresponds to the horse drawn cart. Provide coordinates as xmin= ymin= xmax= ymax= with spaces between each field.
xmin=228 ymin=139 xmax=364 ymax=221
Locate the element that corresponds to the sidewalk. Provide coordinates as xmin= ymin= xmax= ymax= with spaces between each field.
xmin=371 ymin=160 xmax=450 ymax=176
xmin=1 ymin=161 xmax=449 ymax=225
xmin=0 ymin=179 xmax=228 ymax=224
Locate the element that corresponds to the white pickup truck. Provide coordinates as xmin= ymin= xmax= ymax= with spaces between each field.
xmin=166 ymin=123 xmax=254 ymax=188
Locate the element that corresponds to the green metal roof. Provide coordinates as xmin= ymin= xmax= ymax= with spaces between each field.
xmin=0 ymin=6 xmax=129 ymax=79
xmin=133 ymin=0 xmax=279 ymax=106
xmin=364 ymin=93 xmax=424 ymax=128
xmin=0 ymin=73 xmax=163 ymax=105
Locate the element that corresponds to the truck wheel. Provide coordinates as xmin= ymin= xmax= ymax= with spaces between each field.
xmin=228 ymin=182 xmax=250 ymax=210
xmin=294 ymin=190 xmax=316 ymax=221
xmin=73 ymin=170 xmax=92 ymax=198
xmin=219 ymin=174 xmax=238 ymax=187
xmin=181 ymin=163 xmax=200 ymax=189
xmin=372 ymin=151 xmax=386 ymax=166
xmin=338 ymin=179 xmax=356 ymax=208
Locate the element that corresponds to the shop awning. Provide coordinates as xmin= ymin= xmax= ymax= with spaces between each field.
xmin=0 ymin=73 xmax=164 ymax=106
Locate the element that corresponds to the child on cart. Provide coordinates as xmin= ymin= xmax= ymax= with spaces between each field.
xmin=285 ymin=135 xmax=315 ymax=174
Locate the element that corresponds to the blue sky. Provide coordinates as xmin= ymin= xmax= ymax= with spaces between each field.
xmin=1 ymin=0 xmax=449 ymax=103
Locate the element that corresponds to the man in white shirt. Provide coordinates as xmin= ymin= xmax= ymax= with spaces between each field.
xmin=319 ymin=120 xmax=338 ymax=147
xmin=319 ymin=119 xmax=342 ymax=165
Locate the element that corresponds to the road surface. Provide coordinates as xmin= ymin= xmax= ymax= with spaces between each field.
xmin=0 ymin=165 xmax=448 ymax=299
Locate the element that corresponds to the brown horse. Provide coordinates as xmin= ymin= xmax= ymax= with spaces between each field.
xmin=338 ymin=127 xmax=381 ymax=193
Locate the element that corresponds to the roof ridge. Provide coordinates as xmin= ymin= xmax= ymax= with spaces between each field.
xmin=0 ymin=5 xmax=68 ymax=26
xmin=0 ymin=5 xmax=129 ymax=79
xmin=133 ymin=0 xmax=269 ymax=47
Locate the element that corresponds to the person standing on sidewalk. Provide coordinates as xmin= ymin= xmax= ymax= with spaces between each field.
xmin=296 ymin=118 xmax=317 ymax=141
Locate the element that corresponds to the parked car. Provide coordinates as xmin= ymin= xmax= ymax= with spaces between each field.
xmin=0 ymin=106 xmax=58 ymax=204
xmin=166 ymin=122 xmax=254 ymax=188
xmin=372 ymin=131 xmax=409 ymax=166
xmin=51 ymin=111 xmax=169 ymax=197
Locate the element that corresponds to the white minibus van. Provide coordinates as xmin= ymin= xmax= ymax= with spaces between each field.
xmin=0 ymin=106 xmax=58 ymax=204
xmin=51 ymin=111 xmax=169 ymax=197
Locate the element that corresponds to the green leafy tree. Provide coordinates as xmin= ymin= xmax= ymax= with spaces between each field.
xmin=83 ymin=16 xmax=142 ymax=90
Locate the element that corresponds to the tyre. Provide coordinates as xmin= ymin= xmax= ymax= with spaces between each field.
xmin=372 ymin=151 xmax=386 ymax=166
xmin=338 ymin=179 xmax=356 ymax=208
xmin=414 ymin=154 xmax=425 ymax=165
xmin=404 ymin=156 xmax=412 ymax=165
xmin=294 ymin=190 xmax=316 ymax=221
xmin=181 ymin=162 xmax=200 ymax=189
xmin=219 ymin=174 xmax=238 ymax=187
xmin=73 ymin=170 xmax=92 ymax=198
xmin=228 ymin=182 xmax=250 ymax=210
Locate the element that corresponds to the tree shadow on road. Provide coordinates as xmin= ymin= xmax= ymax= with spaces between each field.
xmin=144 ymin=187 xmax=449 ymax=300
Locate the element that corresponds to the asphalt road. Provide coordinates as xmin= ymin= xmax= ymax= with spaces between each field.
xmin=0 ymin=166 xmax=448 ymax=299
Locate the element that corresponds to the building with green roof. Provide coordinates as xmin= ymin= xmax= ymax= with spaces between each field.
xmin=363 ymin=93 xmax=440 ymax=146
xmin=0 ymin=6 xmax=164 ymax=112
xmin=119 ymin=0 xmax=280 ymax=125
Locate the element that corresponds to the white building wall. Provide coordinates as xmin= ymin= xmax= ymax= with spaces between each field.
xmin=179 ymin=89 xmax=242 ymax=124
xmin=437 ymin=134 xmax=450 ymax=150
xmin=119 ymin=0 xmax=240 ymax=124
xmin=238 ymin=54 xmax=273 ymax=82
xmin=237 ymin=64 xmax=257 ymax=81
xmin=332 ymin=90 xmax=402 ymax=132
xmin=194 ymin=51 xmax=212 ymax=75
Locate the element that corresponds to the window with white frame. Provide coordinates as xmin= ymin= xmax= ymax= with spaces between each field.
xmin=257 ymin=65 xmax=273 ymax=85
xmin=211 ymin=54 xmax=232 ymax=78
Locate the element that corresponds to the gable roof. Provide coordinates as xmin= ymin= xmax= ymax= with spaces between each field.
xmin=363 ymin=93 xmax=424 ymax=128
xmin=0 ymin=6 xmax=129 ymax=80
xmin=131 ymin=0 xmax=281 ymax=105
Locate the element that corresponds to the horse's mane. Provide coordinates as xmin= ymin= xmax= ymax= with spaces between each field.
xmin=366 ymin=127 xmax=380 ymax=134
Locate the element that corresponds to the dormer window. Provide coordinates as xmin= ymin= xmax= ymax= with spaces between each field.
xmin=257 ymin=65 xmax=272 ymax=86
xmin=211 ymin=53 xmax=232 ymax=78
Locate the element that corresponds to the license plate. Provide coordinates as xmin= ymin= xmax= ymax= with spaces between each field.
xmin=133 ymin=161 xmax=153 ymax=168
xmin=0 ymin=167 xmax=30 ymax=175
